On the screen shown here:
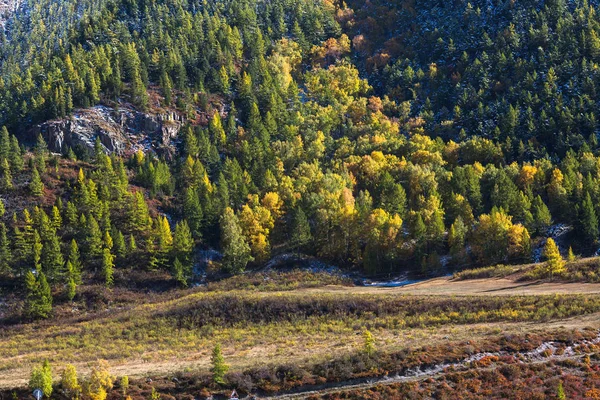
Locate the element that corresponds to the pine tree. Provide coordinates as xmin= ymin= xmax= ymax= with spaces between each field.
xmin=68 ymin=239 xmax=82 ymax=284
xmin=66 ymin=274 xmax=77 ymax=301
xmin=579 ymin=192 xmax=599 ymax=243
xmin=449 ymin=216 xmax=467 ymax=260
xmin=531 ymin=195 xmax=552 ymax=235
xmin=363 ymin=329 xmax=376 ymax=356
xmin=210 ymin=343 xmax=229 ymax=385
xmin=30 ymin=166 xmax=44 ymax=197
xmin=1 ymin=158 xmax=13 ymax=190
xmin=128 ymin=234 xmax=137 ymax=253
xmin=173 ymin=220 xmax=194 ymax=282
xmin=102 ymin=248 xmax=114 ymax=287
xmin=0 ymin=126 xmax=9 ymax=160
xmin=29 ymin=360 xmax=53 ymax=398
xmin=0 ymin=222 xmax=11 ymax=275
xmin=60 ymin=364 xmax=81 ymax=398
xmin=567 ymin=246 xmax=576 ymax=262
xmin=42 ymin=232 xmax=64 ymax=282
xmin=9 ymin=135 xmax=24 ymax=172
xmin=220 ymin=207 xmax=253 ymax=274
xmin=543 ymin=238 xmax=565 ymax=277
xmin=86 ymin=216 xmax=103 ymax=257
xmin=557 ymin=382 xmax=566 ymax=400
xmin=34 ymin=134 xmax=48 ymax=172
xmin=113 ymin=230 xmax=126 ymax=258
xmin=33 ymin=231 xmax=43 ymax=272
xmin=25 ymin=271 xmax=52 ymax=319
xmin=183 ymin=188 xmax=203 ymax=239
xmin=173 ymin=257 xmax=187 ymax=287
xmin=290 ymin=207 xmax=311 ymax=252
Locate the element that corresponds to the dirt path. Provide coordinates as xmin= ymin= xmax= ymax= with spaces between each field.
xmin=301 ymin=277 xmax=600 ymax=296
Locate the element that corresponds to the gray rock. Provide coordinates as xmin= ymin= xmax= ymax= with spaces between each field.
xmin=31 ymin=105 xmax=185 ymax=155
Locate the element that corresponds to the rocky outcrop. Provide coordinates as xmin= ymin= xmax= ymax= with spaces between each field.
xmin=0 ymin=0 xmax=18 ymax=29
xmin=31 ymin=105 xmax=185 ymax=155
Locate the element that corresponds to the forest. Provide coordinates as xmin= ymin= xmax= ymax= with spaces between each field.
xmin=3 ymin=0 xmax=600 ymax=319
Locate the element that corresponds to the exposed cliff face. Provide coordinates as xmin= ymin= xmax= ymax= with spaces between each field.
xmin=0 ymin=0 xmax=18 ymax=29
xmin=31 ymin=105 xmax=185 ymax=156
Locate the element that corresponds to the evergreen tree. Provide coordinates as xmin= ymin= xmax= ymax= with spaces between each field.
xmin=210 ymin=343 xmax=229 ymax=385
xmin=531 ymin=195 xmax=552 ymax=235
xmin=290 ymin=207 xmax=311 ymax=252
xmin=0 ymin=158 xmax=13 ymax=190
xmin=183 ymin=188 xmax=203 ymax=239
xmin=25 ymin=271 xmax=52 ymax=319
xmin=363 ymin=329 xmax=376 ymax=356
xmin=29 ymin=360 xmax=53 ymax=398
xmin=102 ymin=248 xmax=114 ymax=287
xmin=41 ymin=232 xmax=64 ymax=282
xmin=220 ymin=207 xmax=253 ymax=274
xmin=0 ymin=222 xmax=11 ymax=275
xmin=67 ymin=240 xmax=82 ymax=284
xmin=60 ymin=364 xmax=81 ymax=398
xmin=543 ymin=238 xmax=565 ymax=277
xmin=86 ymin=216 xmax=103 ymax=257
xmin=30 ymin=166 xmax=44 ymax=197
xmin=173 ymin=257 xmax=187 ymax=287
xmin=579 ymin=192 xmax=599 ymax=243
xmin=567 ymin=246 xmax=576 ymax=262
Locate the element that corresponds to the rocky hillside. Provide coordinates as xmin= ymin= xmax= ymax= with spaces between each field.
xmin=30 ymin=105 xmax=186 ymax=156
xmin=0 ymin=0 xmax=18 ymax=29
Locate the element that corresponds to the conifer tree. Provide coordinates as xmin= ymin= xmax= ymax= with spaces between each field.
xmin=173 ymin=257 xmax=187 ymax=287
xmin=290 ymin=207 xmax=311 ymax=252
xmin=543 ymin=238 xmax=565 ymax=277
xmin=33 ymin=231 xmax=43 ymax=272
xmin=29 ymin=360 xmax=53 ymax=398
xmin=42 ymin=232 xmax=64 ymax=282
xmin=9 ymin=135 xmax=24 ymax=172
xmin=0 ymin=222 xmax=11 ymax=275
xmin=210 ymin=343 xmax=229 ymax=385
xmin=220 ymin=207 xmax=253 ymax=274
xmin=30 ymin=166 xmax=44 ymax=197
xmin=579 ymin=192 xmax=599 ymax=243
xmin=67 ymin=239 xmax=82 ymax=284
xmin=113 ymin=230 xmax=126 ymax=258
xmin=567 ymin=246 xmax=576 ymax=262
xmin=531 ymin=195 xmax=552 ymax=235
xmin=102 ymin=248 xmax=114 ymax=287
xmin=0 ymin=158 xmax=13 ymax=190
xmin=25 ymin=271 xmax=52 ymax=319
xmin=183 ymin=188 xmax=203 ymax=239
xmin=363 ymin=329 xmax=376 ymax=356
xmin=86 ymin=216 xmax=103 ymax=257
xmin=60 ymin=364 xmax=81 ymax=398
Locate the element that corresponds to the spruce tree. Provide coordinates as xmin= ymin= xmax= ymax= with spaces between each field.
xmin=102 ymin=248 xmax=114 ymax=287
xmin=1 ymin=158 xmax=13 ymax=190
xmin=30 ymin=166 xmax=44 ymax=197
xmin=290 ymin=207 xmax=311 ymax=252
xmin=220 ymin=207 xmax=253 ymax=274
xmin=579 ymin=192 xmax=599 ymax=243
xmin=29 ymin=359 xmax=53 ymax=398
xmin=86 ymin=216 xmax=103 ymax=257
xmin=25 ymin=271 xmax=52 ymax=319
xmin=68 ymin=239 xmax=82 ymax=284
xmin=543 ymin=238 xmax=565 ymax=277
xmin=0 ymin=222 xmax=11 ymax=275
xmin=183 ymin=188 xmax=203 ymax=239
xmin=532 ymin=195 xmax=552 ymax=235
xmin=210 ymin=343 xmax=229 ymax=385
